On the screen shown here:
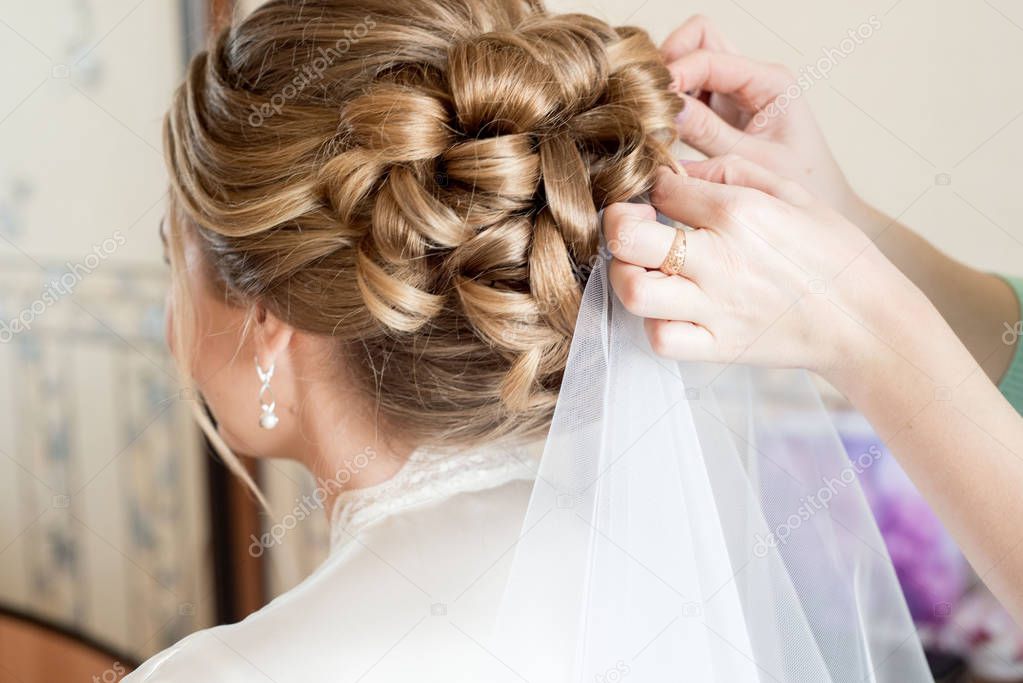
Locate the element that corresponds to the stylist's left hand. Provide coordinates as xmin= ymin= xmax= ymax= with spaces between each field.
xmin=603 ymin=155 xmax=925 ymax=382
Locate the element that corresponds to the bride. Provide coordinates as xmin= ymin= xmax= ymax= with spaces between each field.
xmin=129 ymin=0 xmax=930 ymax=680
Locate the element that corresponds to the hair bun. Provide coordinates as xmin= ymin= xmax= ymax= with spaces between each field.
xmin=165 ymin=0 xmax=680 ymax=446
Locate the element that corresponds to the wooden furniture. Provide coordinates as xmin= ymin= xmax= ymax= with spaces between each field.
xmin=0 ymin=609 xmax=135 ymax=682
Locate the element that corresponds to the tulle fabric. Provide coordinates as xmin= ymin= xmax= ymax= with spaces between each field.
xmin=494 ymin=241 xmax=931 ymax=681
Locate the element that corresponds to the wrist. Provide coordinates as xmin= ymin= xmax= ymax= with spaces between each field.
xmin=818 ymin=254 xmax=955 ymax=397
xmin=827 ymin=291 xmax=981 ymax=410
xmin=823 ymin=305 xmax=924 ymax=402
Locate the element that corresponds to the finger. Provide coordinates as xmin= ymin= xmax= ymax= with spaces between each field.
xmin=648 ymin=166 xmax=759 ymax=232
xmin=675 ymin=94 xmax=750 ymax=158
xmin=602 ymin=202 xmax=659 ymax=260
xmin=683 ymin=155 xmax=813 ymax=206
xmin=603 ymin=209 xmax=715 ymax=282
xmin=661 ymin=15 xmax=738 ymax=62
xmin=644 ymin=318 xmax=717 ymax=362
xmin=609 ymin=259 xmax=711 ymax=322
xmin=601 ymin=201 xmax=656 ymax=230
xmin=666 ymin=50 xmax=792 ymax=112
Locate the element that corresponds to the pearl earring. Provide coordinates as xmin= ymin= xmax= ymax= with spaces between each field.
xmin=255 ymin=357 xmax=279 ymax=430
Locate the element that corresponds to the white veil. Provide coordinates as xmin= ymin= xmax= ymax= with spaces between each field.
xmin=494 ymin=218 xmax=932 ymax=681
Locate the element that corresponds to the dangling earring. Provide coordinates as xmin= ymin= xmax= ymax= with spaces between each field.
xmin=255 ymin=357 xmax=279 ymax=430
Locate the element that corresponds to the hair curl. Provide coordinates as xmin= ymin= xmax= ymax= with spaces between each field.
xmin=164 ymin=0 xmax=681 ymax=448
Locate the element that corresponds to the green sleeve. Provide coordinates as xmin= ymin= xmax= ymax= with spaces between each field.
xmin=999 ymin=275 xmax=1023 ymax=414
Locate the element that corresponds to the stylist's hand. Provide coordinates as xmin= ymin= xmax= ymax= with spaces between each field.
xmin=605 ymin=156 xmax=930 ymax=384
xmin=662 ymin=16 xmax=859 ymax=217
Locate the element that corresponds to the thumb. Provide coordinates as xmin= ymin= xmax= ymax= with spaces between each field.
xmin=682 ymin=155 xmax=813 ymax=206
xmin=676 ymin=94 xmax=752 ymax=158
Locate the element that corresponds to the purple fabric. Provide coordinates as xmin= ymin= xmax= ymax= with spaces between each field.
xmin=838 ymin=430 xmax=967 ymax=625
xmin=836 ymin=414 xmax=1023 ymax=677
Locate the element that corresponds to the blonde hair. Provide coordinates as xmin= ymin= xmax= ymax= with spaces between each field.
xmin=163 ymin=0 xmax=680 ymax=453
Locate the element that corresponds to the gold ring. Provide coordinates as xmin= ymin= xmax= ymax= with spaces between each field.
xmin=658 ymin=228 xmax=687 ymax=277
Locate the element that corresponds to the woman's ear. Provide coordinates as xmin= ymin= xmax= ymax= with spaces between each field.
xmin=254 ymin=306 xmax=294 ymax=368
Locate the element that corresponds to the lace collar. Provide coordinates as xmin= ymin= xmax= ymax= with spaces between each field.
xmin=328 ymin=441 xmax=541 ymax=555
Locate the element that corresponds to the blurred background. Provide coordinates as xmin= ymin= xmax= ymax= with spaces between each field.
xmin=0 ymin=0 xmax=1020 ymax=680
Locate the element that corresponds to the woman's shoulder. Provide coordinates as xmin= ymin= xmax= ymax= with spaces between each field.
xmin=127 ymin=474 xmax=534 ymax=682
xmin=123 ymin=625 xmax=266 ymax=682
xmin=123 ymin=554 xmax=351 ymax=683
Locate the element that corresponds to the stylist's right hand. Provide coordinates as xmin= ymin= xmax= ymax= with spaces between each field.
xmin=604 ymin=155 xmax=931 ymax=388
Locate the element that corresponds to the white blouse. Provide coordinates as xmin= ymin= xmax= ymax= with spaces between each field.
xmin=126 ymin=444 xmax=540 ymax=682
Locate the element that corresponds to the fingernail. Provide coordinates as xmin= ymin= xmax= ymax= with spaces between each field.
xmin=677 ymin=158 xmax=697 ymax=166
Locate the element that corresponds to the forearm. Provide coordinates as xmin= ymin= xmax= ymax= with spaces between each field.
xmin=828 ymin=288 xmax=1023 ymax=624
xmin=843 ymin=200 xmax=1020 ymax=383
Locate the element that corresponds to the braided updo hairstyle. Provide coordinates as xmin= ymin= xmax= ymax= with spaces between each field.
xmin=164 ymin=0 xmax=681 ymax=448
